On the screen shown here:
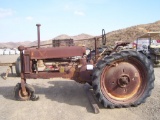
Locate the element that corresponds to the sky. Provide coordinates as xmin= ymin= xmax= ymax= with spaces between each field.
xmin=0 ymin=0 xmax=160 ymax=43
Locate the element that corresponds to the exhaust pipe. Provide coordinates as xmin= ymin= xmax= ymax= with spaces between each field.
xmin=36 ymin=24 xmax=41 ymax=49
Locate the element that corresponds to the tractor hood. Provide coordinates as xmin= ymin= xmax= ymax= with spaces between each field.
xmin=24 ymin=46 xmax=86 ymax=59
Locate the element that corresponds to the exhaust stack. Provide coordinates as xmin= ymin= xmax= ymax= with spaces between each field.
xmin=36 ymin=24 xmax=41 ymax=49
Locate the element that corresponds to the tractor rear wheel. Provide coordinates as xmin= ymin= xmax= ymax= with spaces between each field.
xmin=92 ymin=50 xmax=155 ymax=108
xmin=15 ymin=57 xmax=21 ymax=76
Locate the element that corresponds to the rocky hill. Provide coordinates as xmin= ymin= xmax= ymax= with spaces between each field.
xmin=0 ymin=20 xmax=160 ymax=48
xmin=105 ymin=20 xmax=160 ymax=45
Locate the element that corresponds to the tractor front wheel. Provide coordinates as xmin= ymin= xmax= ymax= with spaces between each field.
xmin=14 ymin=83 xmax=38 ymax=101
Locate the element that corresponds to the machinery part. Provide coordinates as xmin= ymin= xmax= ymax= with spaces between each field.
xmin=84 ymin=84 xmax=100 ymax=114
xmin=36 ymin=24 xmax=41 ymax=49
xmin=0 ymin=63 xmax=15 ymax=79
xmin=3 ymin=68 xmax=10 ymax=80
xmin=52 ymin=39 xmax=74 ymax=47
xmin=15 ymin=57 xmax=21 ymax=76
xmin=92 ymin=50 xmax=155 ymax=108
xmin=111 ymin=42 xmax=130 ymax=53
xmin=102 ymin=29 xmax=106 ymax=45
xmin=14 ymin=83 xmax=39 ymax=101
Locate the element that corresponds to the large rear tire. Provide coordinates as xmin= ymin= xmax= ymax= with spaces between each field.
xmin=92 ymin=50 xmax=155 ymax=108
xmin=15 ymin=57 xmax=21 ymax=76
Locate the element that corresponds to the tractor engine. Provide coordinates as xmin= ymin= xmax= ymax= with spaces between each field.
xmin=18 ymin=45 xmax=93 ymax=83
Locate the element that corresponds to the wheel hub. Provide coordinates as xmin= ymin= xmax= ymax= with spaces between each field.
xmin=118 ymin=75 xmax=130 ymax=88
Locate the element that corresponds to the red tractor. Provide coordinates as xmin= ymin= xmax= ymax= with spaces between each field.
xmin=14 ymin=24 xmax=154 ymax=108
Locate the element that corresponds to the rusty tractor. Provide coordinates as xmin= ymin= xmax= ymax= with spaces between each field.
xmin=14 ymin=24 xmax=155 ymax=108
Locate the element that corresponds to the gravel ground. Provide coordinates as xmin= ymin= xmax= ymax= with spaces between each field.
xmin=0 ymin=55 xmax=159 ymax=120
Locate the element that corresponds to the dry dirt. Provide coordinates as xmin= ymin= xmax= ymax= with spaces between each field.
xmin=0 ymin=55 xmax=159 ymax=120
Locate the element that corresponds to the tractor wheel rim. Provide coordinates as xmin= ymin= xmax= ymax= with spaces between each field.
xmin=100 ymin=58 xmax=147 ymax=103
xmin=19 ymin=89 xmax=30 ymax=100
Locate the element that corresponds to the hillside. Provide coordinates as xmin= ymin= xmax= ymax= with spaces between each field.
xmin=105 ymin=20 xmax=160 ymax=45
xmin=27 ymin=33 xmax=93 ymax=47
xmin=0 ymin=41 xmax=31 ymax=48
xmin=0 ymin=34 xmax=93 ymax=48
xmin=74 ymin=20 xmax=160 ymax=48
xmin=0 ymin=20 xmax=160 ymax=48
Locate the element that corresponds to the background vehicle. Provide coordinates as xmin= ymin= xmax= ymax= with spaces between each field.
xmin=14 ymin=24 xmax=155 ymax=109
xmin=9 ymin=49 xmax=16 ymax=55
xmin=136 ymin=32 xmax=160 ymax=64
xmin=3 ymin=49 xmax=10 ymax=55
xmin=0 ymin=49 xmax=4 ymax=55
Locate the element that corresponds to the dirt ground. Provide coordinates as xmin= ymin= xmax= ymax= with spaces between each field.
xmin=0 ymin=55 xmax=159 ymax=120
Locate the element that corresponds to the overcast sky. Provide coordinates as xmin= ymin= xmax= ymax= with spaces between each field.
xmin=0 ymin=0 xmax=160 ymax=42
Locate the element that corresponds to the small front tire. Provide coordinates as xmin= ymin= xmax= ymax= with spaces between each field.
xmin=14 ymin=83 xmax=35 ymax=101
